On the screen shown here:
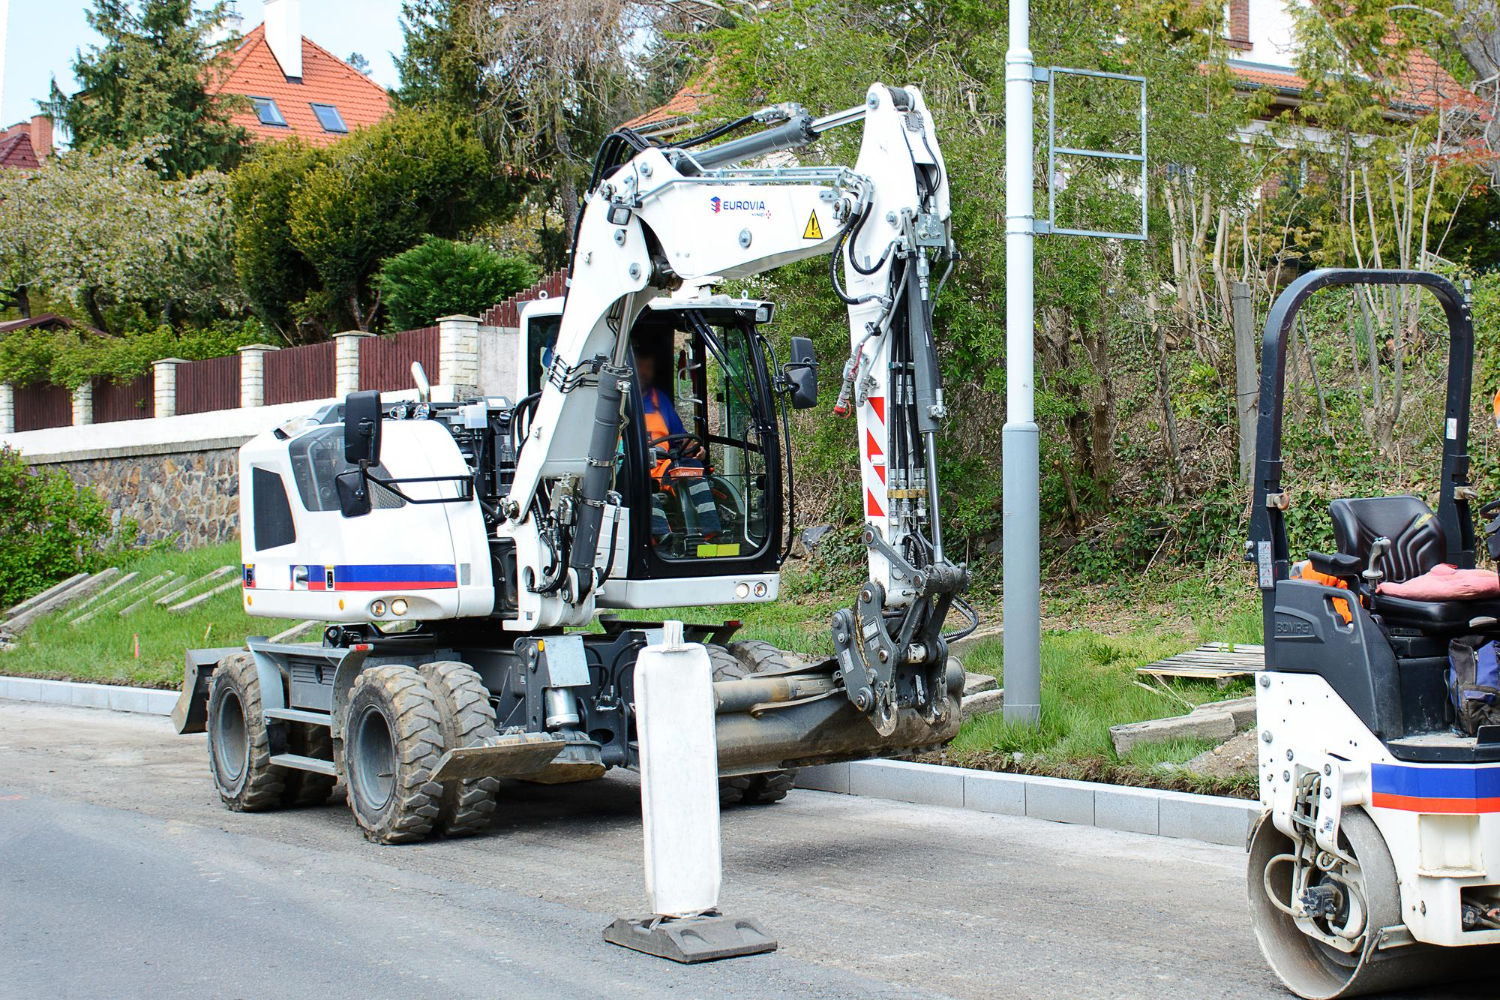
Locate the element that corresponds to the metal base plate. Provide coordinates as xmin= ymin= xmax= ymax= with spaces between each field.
xmin=602 ymin=912 xmax=777 ymax=963
xmin=429 ymin=733 xmax=565 ymax=782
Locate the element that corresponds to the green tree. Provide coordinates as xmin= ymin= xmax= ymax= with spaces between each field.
xmin=0 ymin=142 xmax=244 ymax=333
xmin=50 ymin=0 xmax=248 ymax=178
xmin=377 ymin=237 xmax=537 ymax=330
xmin=230 ymin=139 xmax=325 ymax=341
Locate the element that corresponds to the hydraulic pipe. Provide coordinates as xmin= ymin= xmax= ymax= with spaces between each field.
xmin=1002 ymin=0 xmax=1042 ymax=725
xmin=688 ymin=115 xmax=819 ymax=170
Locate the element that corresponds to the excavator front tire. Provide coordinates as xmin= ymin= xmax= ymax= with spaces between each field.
xmin=343 ymin=665 xmax=446 ymax=844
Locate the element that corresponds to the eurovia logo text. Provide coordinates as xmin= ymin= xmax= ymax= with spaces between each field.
xmin=710 ymin=196 xmax=771 ymax=218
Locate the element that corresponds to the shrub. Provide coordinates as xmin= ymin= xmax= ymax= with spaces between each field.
xmin=0 ymin=447 xmax=120 ymax=609
xmin=377 ymin=237 xmax=537 ymax=330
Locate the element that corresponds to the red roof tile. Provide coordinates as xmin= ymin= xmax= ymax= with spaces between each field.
xmin=209 ymin=25 xmax=392 ymax=146
xmin=624 ymin=82 xmax=713 ymax=133
xmin=0 ymin=133 xmax=40 ymax=171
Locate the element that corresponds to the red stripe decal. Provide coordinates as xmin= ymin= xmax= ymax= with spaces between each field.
xmin=1372 ymin=792 xmax=1500 ymax=814
xmin=869 ymin=396 xmax=885 ymax=423
xmin=866 ymin=488 xmax=885 ymax=517
xmin=865 ymin=429 xmax=883 ymax=459
xmin=874 ymin=464 xmax=886 ymax=484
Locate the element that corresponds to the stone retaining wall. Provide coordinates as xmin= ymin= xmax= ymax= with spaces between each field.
xmin=45 ymin=446 xmax=240 ymax=547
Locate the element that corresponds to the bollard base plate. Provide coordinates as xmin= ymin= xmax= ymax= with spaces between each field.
xmin=602 ymin=910 xmax=777 ymax=963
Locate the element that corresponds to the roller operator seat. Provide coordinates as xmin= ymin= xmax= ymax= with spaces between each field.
xmin=1329 ymin=496 xmax=1500 ymax=633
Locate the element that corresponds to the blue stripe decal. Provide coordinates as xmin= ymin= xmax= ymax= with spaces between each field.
xmin=1372 ymin=763 xmax=1500 ymax=800
xmin=335 ymin=563 xmax=457 ymax=584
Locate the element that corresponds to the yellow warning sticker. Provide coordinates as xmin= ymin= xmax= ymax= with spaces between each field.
xmin=803 ymin=211 xmax=824 ymax=240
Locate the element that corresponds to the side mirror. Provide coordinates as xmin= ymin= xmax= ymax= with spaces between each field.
xmin=410 ymin=361 xmax=431 ymax=402
xmin=334 ymin=468 xmax=372 ymax=518
xmin=784 ymin=336 xmax=818 ymax=410
xmin=343 ymin=390 xmax=383 ymax=466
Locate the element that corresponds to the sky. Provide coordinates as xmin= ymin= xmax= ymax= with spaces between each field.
xmin=0 ymin=0 xmax=407 ymax=129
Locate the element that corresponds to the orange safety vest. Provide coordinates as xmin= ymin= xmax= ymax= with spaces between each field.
xmin=642 ymin=387 xmax=704 ymax=483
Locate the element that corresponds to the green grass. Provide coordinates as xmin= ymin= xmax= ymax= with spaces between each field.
xmin=942 ymin=614 xmax=1262 ymax=797
xmin=2 ymin=541 xmax=303 ymax=689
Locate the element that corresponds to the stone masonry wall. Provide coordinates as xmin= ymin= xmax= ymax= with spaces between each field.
xmin=43 ymin=447 xmax=240 ymax=547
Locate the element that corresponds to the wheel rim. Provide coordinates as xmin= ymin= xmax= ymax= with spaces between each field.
xmin=213 ymin=689 xmax=248 ymax=782
xmin=350 ymin=705 xmax=397 ymax=812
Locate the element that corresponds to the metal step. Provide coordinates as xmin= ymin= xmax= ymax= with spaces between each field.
xmin=271 ymin=753 xmax=337 ymax=776
xmin=266 ymin=707 xmax=332 ymax=726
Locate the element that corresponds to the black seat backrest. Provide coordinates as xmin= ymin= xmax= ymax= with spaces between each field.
xmin=1329 ymin=496 xmax=1445 ymax=585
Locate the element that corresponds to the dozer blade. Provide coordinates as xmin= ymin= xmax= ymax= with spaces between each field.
xmin=430 ymin=732 xmax=566 ymax=782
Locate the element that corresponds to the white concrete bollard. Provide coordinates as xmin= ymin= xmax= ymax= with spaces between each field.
xmin=634 ymin=619 xmax=721 ymax=917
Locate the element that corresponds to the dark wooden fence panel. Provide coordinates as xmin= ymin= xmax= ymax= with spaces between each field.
xmin=14 ymin=383 xmax=72 ymax=431
xmin=176 ymin=354 xmax=241 ymax=415
xmin=360 ymin=327 xmax=439 ymax=392
xmin=92 ymin=373 xmax=154 ymax=423
xmin=265 ymin=341 xmax=336 ymax=406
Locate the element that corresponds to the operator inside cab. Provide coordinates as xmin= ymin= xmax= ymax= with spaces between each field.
xmin=631 ymin=335 xmax=722 ymax=546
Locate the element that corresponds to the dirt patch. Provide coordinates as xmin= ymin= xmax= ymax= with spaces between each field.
xmin=1180 ymin=728 xmax=1259 ymax=780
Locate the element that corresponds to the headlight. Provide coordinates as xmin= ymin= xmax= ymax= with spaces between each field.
xmin=370 ymin=600 xmax=387 ymax=616
xmin=753 ymin=582 xmax=768 ymax=598
xmin=391 ymin=599 xmax=408 ymax=616
xmin=735 ymin=582 xmax=751 ymax=599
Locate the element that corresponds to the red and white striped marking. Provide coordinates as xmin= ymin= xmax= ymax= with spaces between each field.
xmin=862 ymin=395 xmax=888 ymax=519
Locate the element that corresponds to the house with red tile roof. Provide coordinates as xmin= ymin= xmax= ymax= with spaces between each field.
xmin=0 ymin=115 xmax=54 ymax=172
xmin=208 ymin=0 xmax=392 ymax=147
xmin=1223 ymin=0 xmax=1481 ymax=122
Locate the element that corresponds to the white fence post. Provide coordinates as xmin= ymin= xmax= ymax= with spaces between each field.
xmin=333 ymin=331 xmax=372 ymax=399
xmin=153 ymin=358 xmax=186 ymax=419
xmin=71 ymin=382 xmax=93 ymax=426
xmin=237 ymin=343 xmax=279 ymax=408
xmin=437 ymin=314 xmax=481 ymax=391
xmin=0 ymin=383 xmax=15 ymax=434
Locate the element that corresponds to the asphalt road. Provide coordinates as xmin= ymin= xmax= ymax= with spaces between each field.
xmin=0 ymin=700 xmax=1488 ymax=1000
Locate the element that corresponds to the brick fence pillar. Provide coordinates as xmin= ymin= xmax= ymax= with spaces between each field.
xmin=72 ymin=382 xmax=93 ymax=426
xmin=153 ymin=358 xmax=187 ymax=419
xmin=0 ymin=383 xmax=13 ymax=434
xmin=237 ymin=343 xmax=280 ymax=408
xmin=333 ymin=331 xmax=372 ymax=398
xmin=437 ymin=314 xmax=481 ymax=392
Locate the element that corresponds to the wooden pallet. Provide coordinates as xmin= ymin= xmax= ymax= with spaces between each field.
xmin=1136 ymin=641 xmax=1264 ymax=686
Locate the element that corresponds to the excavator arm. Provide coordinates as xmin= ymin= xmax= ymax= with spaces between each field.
xmin=497 ymin=82 xmax=971 ymax=732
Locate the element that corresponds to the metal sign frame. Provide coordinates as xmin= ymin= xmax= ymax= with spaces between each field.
xmin=1034 ymin=66 xmax=1148 ymax=241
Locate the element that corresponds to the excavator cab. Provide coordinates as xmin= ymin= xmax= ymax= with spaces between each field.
xmin=520 ymin=295 xmax=794 ymax=601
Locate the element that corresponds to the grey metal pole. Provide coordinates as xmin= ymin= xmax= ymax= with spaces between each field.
xmin=1002 ymin=0 xmax=1041 ymax=725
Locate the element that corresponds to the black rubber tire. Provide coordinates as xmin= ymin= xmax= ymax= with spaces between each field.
xmin=206 ymin=652 xmax=288 ymax=812
xmin=419 ymin=661 xmax=500 ymax=837
xmin=281 ymin=722 xmax=336 ymax=808
xmin=342 ymin=665 xmax=446 ymax=844
xmin=708 ymin=642 xmax=799 ymax=806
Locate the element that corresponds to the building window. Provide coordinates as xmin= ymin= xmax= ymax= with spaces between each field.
xmin=250 ymin=97 xmax=287 ymax=127
xmin=310 ymin=103 xmax=348 ymax=133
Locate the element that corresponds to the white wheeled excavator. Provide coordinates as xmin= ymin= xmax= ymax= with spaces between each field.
xmin=172 ymin=82 xmax=976 ymax=844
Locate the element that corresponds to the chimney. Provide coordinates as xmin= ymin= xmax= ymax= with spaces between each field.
xmin=29 ymin=115 xmax=53 ymax=160
xmin=207 ymin=2 xmax=245 ymax=48
xmin=263 ymin=0 xmax=303 ymax=80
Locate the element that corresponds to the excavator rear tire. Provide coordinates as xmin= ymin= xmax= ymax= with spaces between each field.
xmin=708 ymin=643 xmax=800 ymax=806
xmin=419 ymin=661 xmax=500 ymax=838
xmin=280 ymin=722 xmax=336 ymax=808
xmin=206 ymin=652 xmax=288 ymax=812
xmin=343 ymin=665 xmax=446 ymax=844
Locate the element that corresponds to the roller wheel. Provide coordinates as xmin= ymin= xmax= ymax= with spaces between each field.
xmin=206 ymin=652 xmax=288 ymax=812
xmin=1247 ymin=808 xmax=1451 ymax=998
xmin=419 ymin=661 xmax=500 ymax=837
xmin=342 ymin=665 xmax=446 ymax=844
xmin=281 ymin=722 xmax=336 ymax=808
xmin=708 ymin=642 xmax=800 ymax=806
